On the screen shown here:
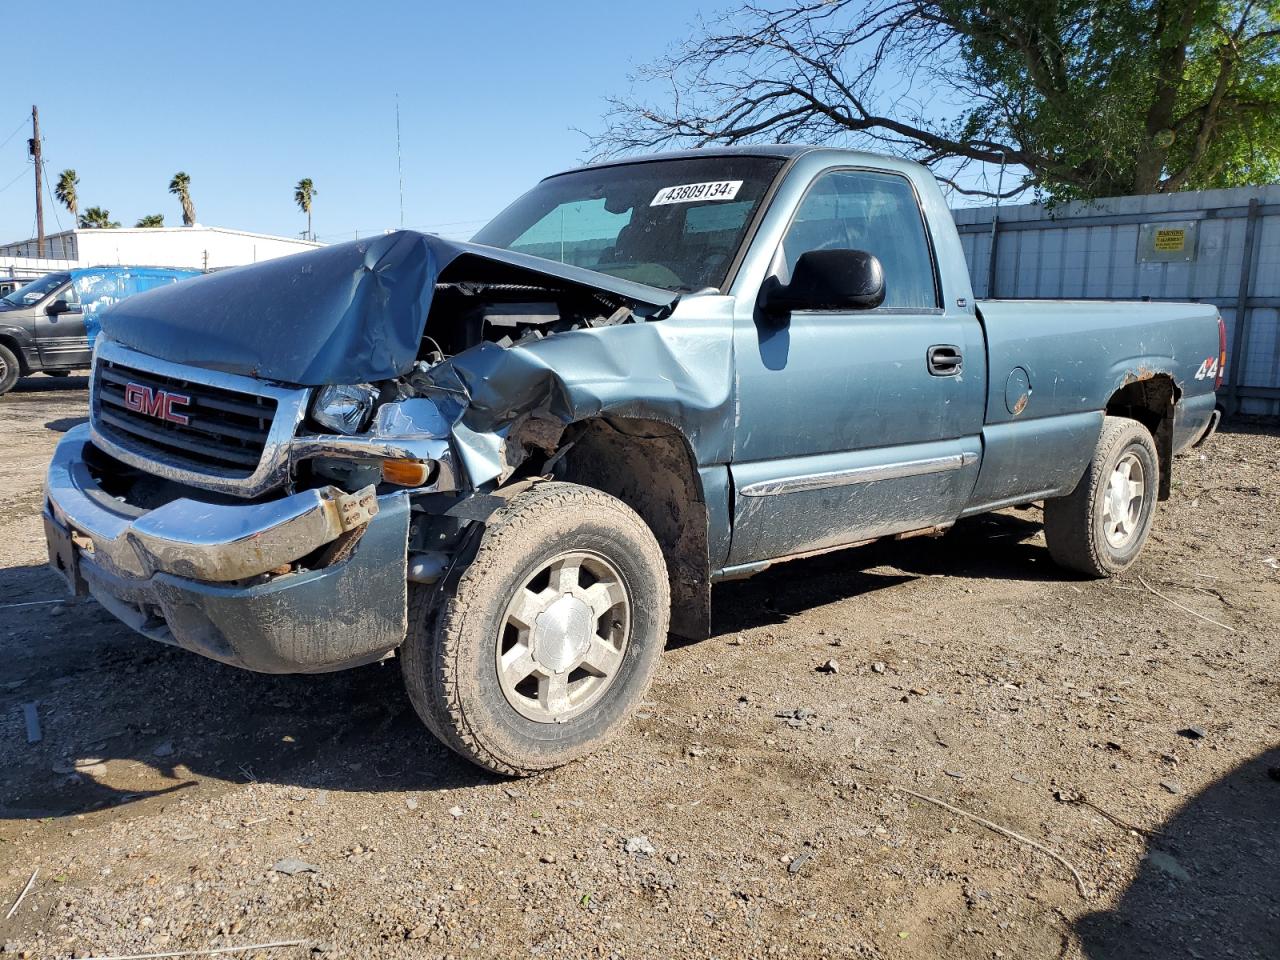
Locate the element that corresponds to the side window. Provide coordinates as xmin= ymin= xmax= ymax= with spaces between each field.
xmin=62 ymin=283 xmax=81 ymax=306
xmin=781 ymin=170 xmax=939 ymax=309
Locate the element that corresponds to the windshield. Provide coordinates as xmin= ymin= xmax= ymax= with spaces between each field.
xmin=1 ymin=272 xmax=70 ymax=308
xmin=472 ymin=156 xmax=787 ymax=293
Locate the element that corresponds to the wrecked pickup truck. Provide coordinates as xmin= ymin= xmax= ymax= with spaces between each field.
xmin=44 ymin=146 xmax=1223 ymax=775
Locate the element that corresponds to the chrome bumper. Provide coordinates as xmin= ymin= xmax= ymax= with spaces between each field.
xmin=45 ymin=424 xmax=378 ymax=582
xmin=44 ymin=425 xmax=413 ymax=674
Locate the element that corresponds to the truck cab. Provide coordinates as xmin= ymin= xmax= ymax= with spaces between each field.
xmin=44 ymin=146 xmax=1223 ymax=776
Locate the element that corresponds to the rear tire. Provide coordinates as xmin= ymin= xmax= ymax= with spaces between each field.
xmin=0 ymin=344 xmax=19 ymax=395
xmin=1044 ymin=416 xmax=1159 ymax=577
xmin=401 ymin=481 xmax=670 ymax=776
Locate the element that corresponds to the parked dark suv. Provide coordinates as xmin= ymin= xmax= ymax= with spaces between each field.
xmin=0 ymin=267 xmax=199 ymax=395
xmin=0 ymin=272 xmax=87 ymax=393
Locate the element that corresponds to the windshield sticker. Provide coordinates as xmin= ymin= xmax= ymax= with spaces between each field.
xmin=651 ymin=180 xmax=744 ymax=206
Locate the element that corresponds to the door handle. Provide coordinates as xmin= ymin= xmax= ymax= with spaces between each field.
xmin=927 ymin=345 xmax=963 ymax=376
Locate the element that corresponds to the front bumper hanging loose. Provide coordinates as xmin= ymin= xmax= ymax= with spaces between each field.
xmin=43 ymin=424 xmax=412 ymax=674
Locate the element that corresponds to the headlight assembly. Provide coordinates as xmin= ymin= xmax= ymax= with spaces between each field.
xmin=310 ymin=383 xmax=378 ymax=434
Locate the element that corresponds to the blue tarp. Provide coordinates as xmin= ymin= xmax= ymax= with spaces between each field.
xmin=70 ymin=267 xmax=201 ymax=344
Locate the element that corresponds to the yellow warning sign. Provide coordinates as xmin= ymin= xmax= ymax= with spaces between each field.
xmin=1138 ymin=221 xmax=1197 ymax=262
xmin=1153 ymin=228 xmax=1186 ymax=252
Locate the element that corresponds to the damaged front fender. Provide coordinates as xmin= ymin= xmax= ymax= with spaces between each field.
xmin=417 ymin=299 xmax=738 ymax=487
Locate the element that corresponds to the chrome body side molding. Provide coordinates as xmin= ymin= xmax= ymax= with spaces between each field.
xmin=739 ymin=451 xmax=978 ymax=498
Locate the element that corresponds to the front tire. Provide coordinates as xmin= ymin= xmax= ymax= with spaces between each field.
xmin=401 ymin=481 xmax=670 ymax=776
xmin=1043 ymin=416 xmax=1159 ymax=577
xmin=0 ymin=344 xmax=20 ymax=395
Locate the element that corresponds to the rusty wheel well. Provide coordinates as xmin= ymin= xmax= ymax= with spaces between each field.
xmin=1105 ymin=374 xmax=1178 ymax=500
xmin=531 ymin=416 xmax=711 ymax=641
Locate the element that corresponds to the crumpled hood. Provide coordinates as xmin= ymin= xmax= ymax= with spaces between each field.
xmin=99 ymin=231 xmax=676 ymax=386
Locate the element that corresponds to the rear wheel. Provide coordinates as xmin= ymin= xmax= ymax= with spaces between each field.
xmin=0 ymin=344 xmax=20 ymax=396
xmin=1043 ymin=416 xmax=1159 ymax=577
xmin=401 ymin=481 xmax=670 ymax=776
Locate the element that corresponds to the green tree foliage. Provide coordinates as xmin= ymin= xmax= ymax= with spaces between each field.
xmin=294 ymin=178 xmax=317 ymax=240
xmin=55 ymin=169 xmax=79 ymax=219
xmin=79 ymin=207 xmax=120 ymax=229
xmin=169 ymin=171 xmax=197 ymax=225
xmin=135 ymin=214 xmax=165 ymax=228
xmin=594 ymin=1 xmax=1280 ymax=199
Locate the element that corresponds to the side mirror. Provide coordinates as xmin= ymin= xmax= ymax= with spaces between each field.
xmin=46 ymin=298 xmax=75 ymax=316
xmin=760 ymin=249 xmax=885 ymax=319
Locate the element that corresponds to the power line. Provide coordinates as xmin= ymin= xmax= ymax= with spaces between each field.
xmin=41 ymin=159 xmax=65 ymax=234
xmin=0 ymin=166 xmax=29 ymax=195
xmin=0 ymin=116 xmax=27 ymax=151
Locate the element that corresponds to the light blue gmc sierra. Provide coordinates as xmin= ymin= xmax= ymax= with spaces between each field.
xmin=43 ymin=146 xmax=1224 ymax=774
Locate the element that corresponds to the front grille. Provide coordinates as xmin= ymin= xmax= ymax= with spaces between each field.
xmin=93 ymin=359 xmax=278 ymax=477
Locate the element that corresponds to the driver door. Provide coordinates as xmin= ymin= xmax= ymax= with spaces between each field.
xmin=727 ymin=168 xmax=986 ymax=565
xmin=35 ymin=281 xmax=89 ymax=370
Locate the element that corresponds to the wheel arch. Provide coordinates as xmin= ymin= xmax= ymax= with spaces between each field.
xmin=0 ymin=332 xmax=32 ymax=376
xmin=512 ymin=414 xmax=712 ymax=641
xmin=1104 ymin=371 xmax=1178 ymax=501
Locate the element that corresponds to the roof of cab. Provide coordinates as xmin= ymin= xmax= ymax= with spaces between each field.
xmin=544 ymin=144 xmax=926 ymax=180
xmin=544 ymin=144 xmax=819 ymax=179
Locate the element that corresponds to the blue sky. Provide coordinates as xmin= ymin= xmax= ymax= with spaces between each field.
xmin=0 ymin=1 xmax=989 ymax=246
xmin=0 ymin=1 xmax=724 ymax=245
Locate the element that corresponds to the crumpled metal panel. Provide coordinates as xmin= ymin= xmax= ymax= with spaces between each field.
xmin=100 ymin=231 xmax=675 ymax=386
xmin=418 ymin=301 xmax=737 ymax=487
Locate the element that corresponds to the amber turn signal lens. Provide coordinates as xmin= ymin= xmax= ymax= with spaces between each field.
xmin=381 ymin=459 xmax=435 ymax=487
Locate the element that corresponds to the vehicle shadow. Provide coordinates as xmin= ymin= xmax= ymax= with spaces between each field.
xmin=1217 ymin=416 xmax=1280 ymax=439
xmin=0 ymin=563 xmax=493 ymax=822
xmin=44 ymin=415 xmax=88 ymax=433
xmin=711 ymin=508 xmax=1057 ymax=634
xmin=2 ymin=509 xmax=1059 ymax=820
xmin=11 ymin=374 xmax=90 ymax=393
xmin=1075 ymin=746 xmax=1280 ymax=960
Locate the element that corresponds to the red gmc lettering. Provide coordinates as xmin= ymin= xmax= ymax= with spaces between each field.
xmin=123 ymin=382 xmax=191 ymax=425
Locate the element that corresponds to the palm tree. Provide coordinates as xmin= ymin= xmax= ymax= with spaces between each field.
xmin=79 ymin=207 xmax=121 ymax=229
xmin=135 ymin=214 xmax=165 ymax=228
xmin=294 ymin=178 xmax=317 ymax=240
xmin=55 ymin=169 xmax=79 ymax=220
xmin=169 ymin=171 xmax=196 ymax=226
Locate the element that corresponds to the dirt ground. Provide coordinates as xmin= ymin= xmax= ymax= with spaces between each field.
xmin=1 ymin=375 xmax=1277 ymax=960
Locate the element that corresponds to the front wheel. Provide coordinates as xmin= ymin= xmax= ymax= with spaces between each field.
xmin=0 ymin=344 xmax=19 ymax=395
xmin=1043 ymin=416 xmax=1160 ymax=577
xmin=401 ymin=481 xmax=670 ymax=776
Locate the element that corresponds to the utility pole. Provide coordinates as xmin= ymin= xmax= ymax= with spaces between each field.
xmin=30 ymin=105 xmax=44 ymax=258
xmin=395 ymin=94 xmax=404 ymax=228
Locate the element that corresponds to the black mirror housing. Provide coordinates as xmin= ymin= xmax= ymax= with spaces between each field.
xmin=46 ymin=299 xmax=72 ymax=315
xmin=761 ymin=249 xmax=886 ymax=318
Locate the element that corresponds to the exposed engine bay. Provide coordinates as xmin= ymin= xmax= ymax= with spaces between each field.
xmin=422 ymin=280 xmax=639 ymax=361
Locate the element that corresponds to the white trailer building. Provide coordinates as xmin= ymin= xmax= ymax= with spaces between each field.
xmin=0 ymin=224 xmax=321 ymax=277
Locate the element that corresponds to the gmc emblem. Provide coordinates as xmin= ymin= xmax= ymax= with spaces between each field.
xmin=123 ymin=382 xmax=191 ymax=425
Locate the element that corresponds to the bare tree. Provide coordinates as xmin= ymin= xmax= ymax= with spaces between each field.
xmin=592 ymin=1 xmax=1280 ymax=200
